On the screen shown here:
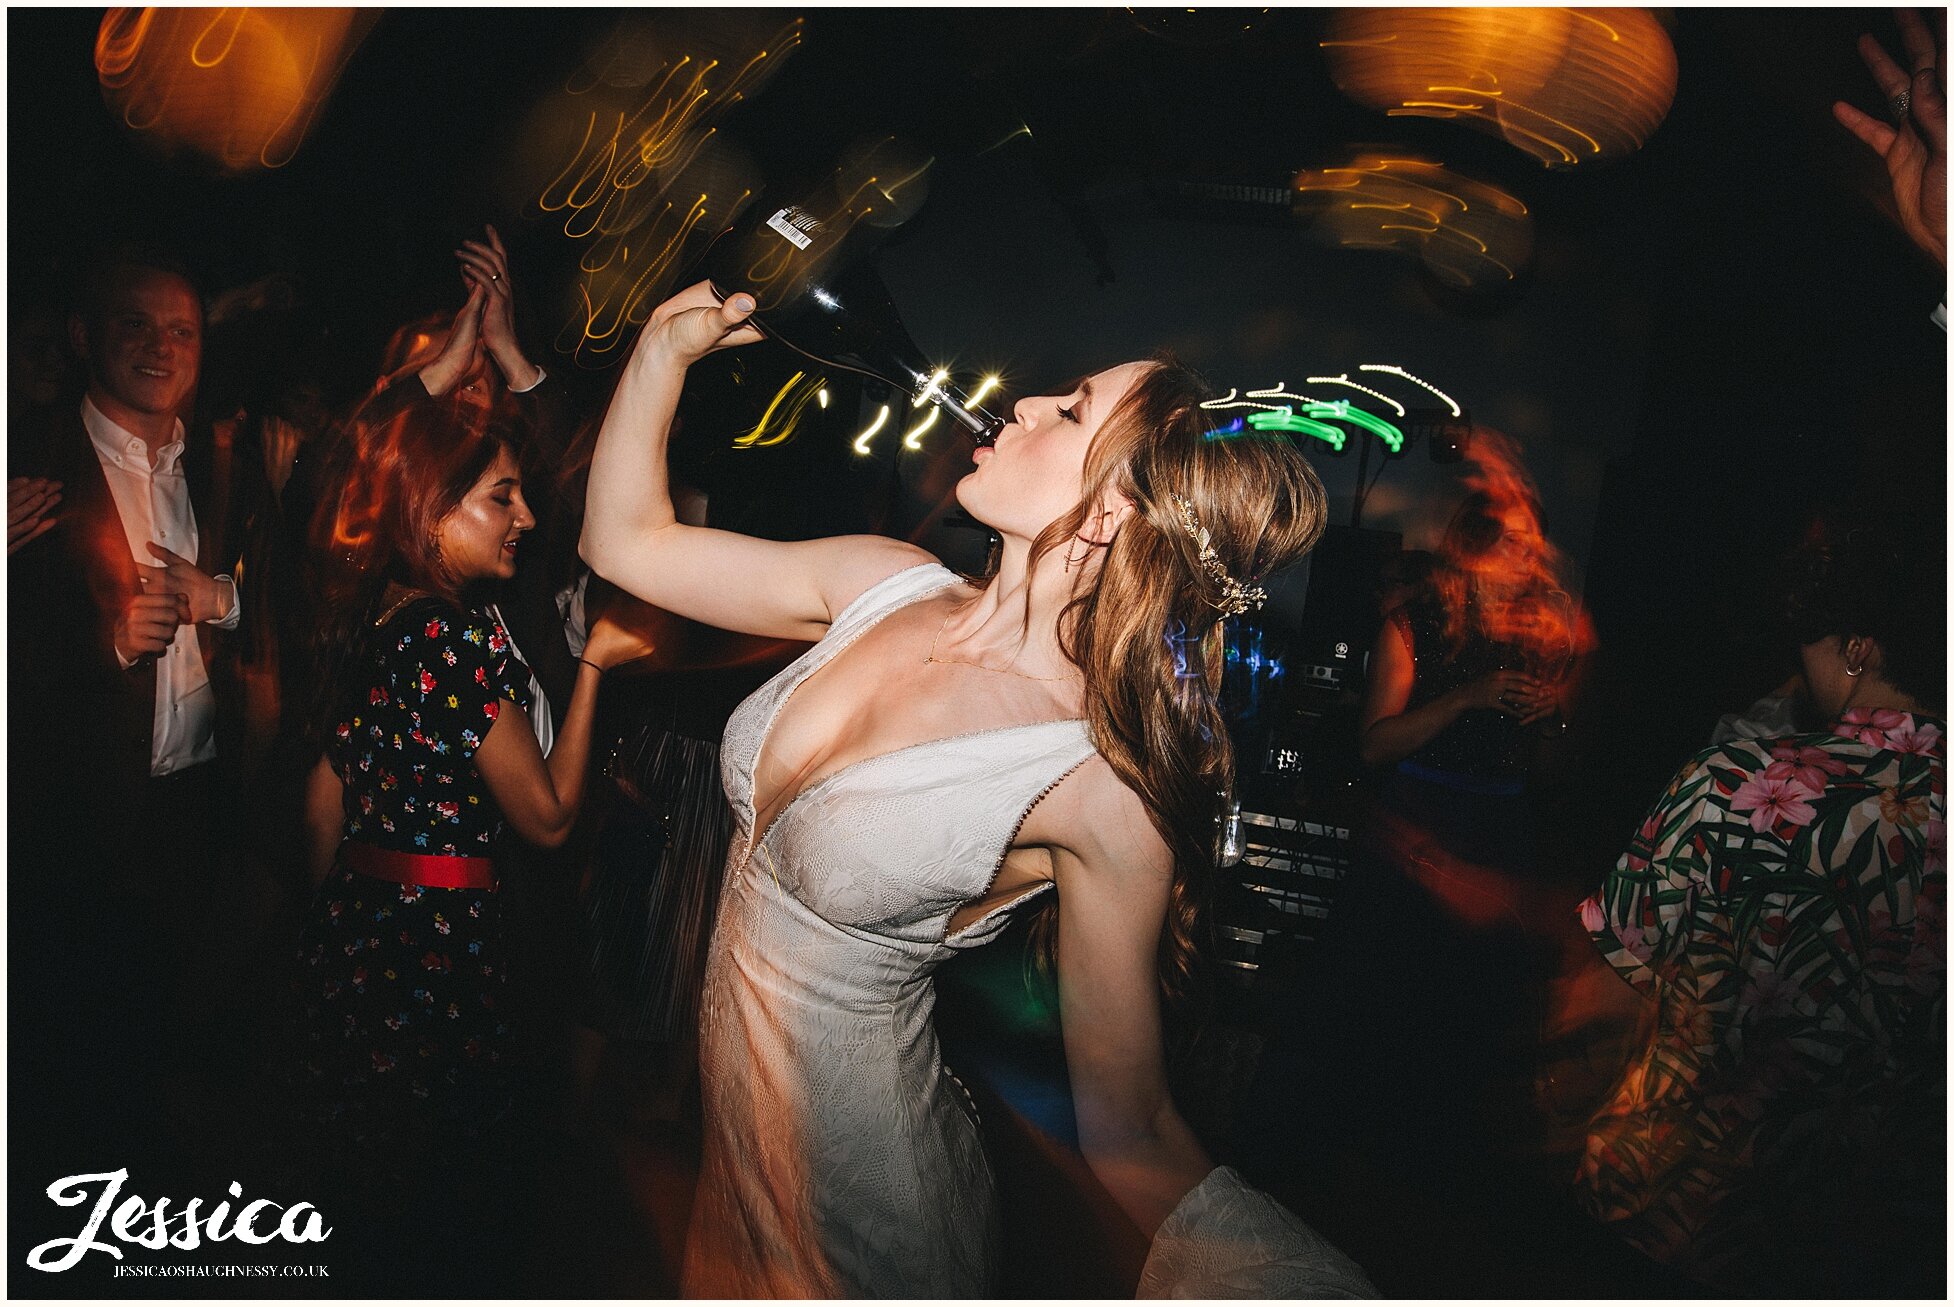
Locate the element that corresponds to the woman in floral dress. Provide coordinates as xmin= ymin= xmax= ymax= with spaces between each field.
xmin=1576 ymin=519 xmax=1944 ymax=1296
xmin=288 ymin=393 xmax=647 ymax=1218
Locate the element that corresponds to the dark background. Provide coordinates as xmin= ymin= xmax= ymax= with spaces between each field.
xmin=11 ymin=4 xmax=1945 ymax=834
xmin=5 ymin=6 xmax=1945 ymax=1295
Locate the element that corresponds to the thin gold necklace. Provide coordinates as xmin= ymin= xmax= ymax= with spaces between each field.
xmin=923 ymin=607 xmax=1078 ymax=683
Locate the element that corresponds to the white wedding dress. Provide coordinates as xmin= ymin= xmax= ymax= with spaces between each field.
xmin=682 ymin=563 xmax=1096 ymax=1297
xmin=680 ymin=561 xmax=1378 ymax=1299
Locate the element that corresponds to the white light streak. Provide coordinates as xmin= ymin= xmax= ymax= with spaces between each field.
xmin=1305 ymin=374 xmax=1406 ymax=416
xmin=852 ymin=404 xmax=891 ymax=456
xmin=902 ymin=406 xmax=941 ymax=450
xmin=913 ymin=368 xmax=949 ymax=408
xmin=1358 ymin=363 xmax=1461 ymax=416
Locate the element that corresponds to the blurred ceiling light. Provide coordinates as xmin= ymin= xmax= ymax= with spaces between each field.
xmin=1291 ymin=153 xmax=1534 ymax=290
xmin=1321 ymin=8 xmax=1676 ymax=168
xmin=95 ymin=8 xmax=376 ymax=174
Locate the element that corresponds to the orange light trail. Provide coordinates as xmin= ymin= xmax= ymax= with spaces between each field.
xmin=94 ymin=8 xmax=375 ymax=174
xmin=527 ymin=15 xmax=803 ymax=366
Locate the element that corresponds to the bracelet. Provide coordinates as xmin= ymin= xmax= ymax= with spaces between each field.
xmin=577 ymin=656 xmax=604 ymax=675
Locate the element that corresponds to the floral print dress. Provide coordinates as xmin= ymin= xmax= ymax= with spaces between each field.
xmin=293 ymin=595 xmax=533 ymax=1175
xmin=1575 ymin=708 xmax=1945 ymax=1294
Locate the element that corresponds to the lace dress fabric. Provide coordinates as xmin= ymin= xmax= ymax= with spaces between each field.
xmin=682 ymin=563 xmax=1097 ymax=1297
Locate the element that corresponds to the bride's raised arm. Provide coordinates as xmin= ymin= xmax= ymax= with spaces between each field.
xmin=580 ymin=281 xmax=932 ymax=642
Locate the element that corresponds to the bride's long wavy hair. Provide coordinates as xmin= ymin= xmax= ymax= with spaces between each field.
xmin=994 ymin=358 xmax=1328 ymax=998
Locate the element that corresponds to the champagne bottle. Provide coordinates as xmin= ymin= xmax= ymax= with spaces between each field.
xmin=701 ymin=198 xmax=1003 ymax=446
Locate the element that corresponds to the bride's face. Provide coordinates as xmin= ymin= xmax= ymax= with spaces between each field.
xmin=955 ymin=361 xmax=1147 ymax=542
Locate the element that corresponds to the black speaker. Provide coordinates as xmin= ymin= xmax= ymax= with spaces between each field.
xmin=1291 ymin=524 xmax=1402 ymax=691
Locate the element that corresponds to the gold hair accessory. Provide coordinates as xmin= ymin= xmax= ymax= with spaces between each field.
xmin=1169 ymin=493 xmax=1266 ymax=618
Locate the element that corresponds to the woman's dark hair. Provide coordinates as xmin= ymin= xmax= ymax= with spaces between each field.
xmin=1781 ymin=516 xmax=1944 ymax=706
xmin=303 ymin=391 xmax=520 ymax=744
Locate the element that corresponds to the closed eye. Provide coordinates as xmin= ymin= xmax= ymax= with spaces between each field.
xmin=1057 ymin=404 xmax=1079 ymax=423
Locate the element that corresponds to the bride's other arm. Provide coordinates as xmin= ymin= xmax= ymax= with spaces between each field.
xmin=1050 ymin=763 xmax=1213 ymax=1240
xmin=580 ymin=282 xmax=931 ymax=642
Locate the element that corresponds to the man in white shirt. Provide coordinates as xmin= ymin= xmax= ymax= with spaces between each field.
xmin=10 ymin=248 xmax=252 ymax=1179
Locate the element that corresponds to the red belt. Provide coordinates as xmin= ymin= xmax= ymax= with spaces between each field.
xmin=341 ymin=841 xmax=498 ymax=891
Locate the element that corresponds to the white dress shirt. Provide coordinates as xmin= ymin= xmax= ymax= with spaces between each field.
xmin=487 ymin=602 xmax=553 ymax=757
xmin=83 ymin=397 xmax=241 ymax=776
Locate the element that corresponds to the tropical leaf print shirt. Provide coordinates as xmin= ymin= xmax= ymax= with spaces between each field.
xmin=1574 ymin=709 xmax=1945 ymax=1293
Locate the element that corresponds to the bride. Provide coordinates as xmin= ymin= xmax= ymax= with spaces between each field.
xmin=581 ymin=283 xmax=1366 ymax=1296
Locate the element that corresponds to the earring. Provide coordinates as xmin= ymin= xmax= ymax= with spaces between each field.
xmin=1845 ymin=663 xmax=1864 ymax=678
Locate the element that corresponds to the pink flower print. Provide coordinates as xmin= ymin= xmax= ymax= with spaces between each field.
xmin=399 ymin=886 xmax=422 ymax=905
xmin=434 ymin=917 xmax=451 ymax=936
xmin=335 ymin=723 xmax=351 ymax=742
xmin=1613 ymin=921 xmax=1652 ymax=963
xmin=1842 ymin=707 xmax=1909 ymax=749
xmin=434 ymin=800 xmax=460 ymax=821
xmin=474 ymin=666 xmax=489 ymax=687
xmin=383 ymin=1015 xmax=403 ymax=1031
xmin=358 ymin=793 xmax=374 ymax=815
xmin=1579 ymin=896 xmax=1608 ymax=934
xmin=488 ymin=628 xmax=507 ymax=654
xmin=442 ymin=648 xmax=458 ymax=667
xmin=483 ymin=700 xmax=500 ymax=720
xmin=351 ymin=966 xmax=367 ymax=989
xmin=371 ymin=1051 xmax=397 ymax=1074
xmin=1765 ymin=744 xmax=1848 ymax=794
xmin=1885 ymin=720 xmax=1942 ymax=758
xmin=425 ymin=619 xmax=444 ymax=638
xmin=1729 ymin=773 xmax=1819 ymax=833
xmin=419 ymin=669 xmax=437 ymax=695
xmin=369 ymin=687 xmax=388 ymax=706
xmin=447 ymin=1002 xmax=461 ymax=1019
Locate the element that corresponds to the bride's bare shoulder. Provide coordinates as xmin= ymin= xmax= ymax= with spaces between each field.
xmin=817 ymin=536 xmax=948 ymax=621
xmin=1037 ymin=755 xmax=1173 ymax=881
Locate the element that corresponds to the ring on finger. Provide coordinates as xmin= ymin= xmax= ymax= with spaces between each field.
xmin=1889 ymin=88 xmax=1913 ymax=120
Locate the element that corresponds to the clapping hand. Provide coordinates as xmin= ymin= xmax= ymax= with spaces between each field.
xmin=1834 ymin=8 xmax=1946 ymax=267
xmin=457 ymin=224 xmax=543 ymax=390
xmin=417 ymin=280 xmax=488 ymax=398
xmin=8 ymin=476 xmax=61 ymax=554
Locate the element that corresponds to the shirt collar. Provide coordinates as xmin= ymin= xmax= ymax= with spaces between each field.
xmin=81 ymin=395 xmax=186 ymax=473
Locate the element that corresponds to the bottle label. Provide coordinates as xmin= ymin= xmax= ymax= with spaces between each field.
xmin=765 ymin=206 xmax=820 ymax=251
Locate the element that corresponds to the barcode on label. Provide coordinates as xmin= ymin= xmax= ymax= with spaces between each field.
xmin=766 ymin=208 xmax=814 ymax=250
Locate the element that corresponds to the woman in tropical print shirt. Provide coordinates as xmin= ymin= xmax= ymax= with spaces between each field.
xmin=1575 ymin=520 xmax=1944 ymax=1296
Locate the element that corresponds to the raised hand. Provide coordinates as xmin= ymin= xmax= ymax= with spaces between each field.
xmin=8 ymin=476 xmax=62 ymax=554
xmin=141 ymin=542 xmax=232 ymax=625
xmin=457 ymin=224 xmax=543 ymax=390
xmin=1834 ymin=9 xmax=1946 ymax=266
xmin=418 ymin=280 xmax=488 ymax=397
xmin=639 ymin=280 xmax=764 ymax=369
